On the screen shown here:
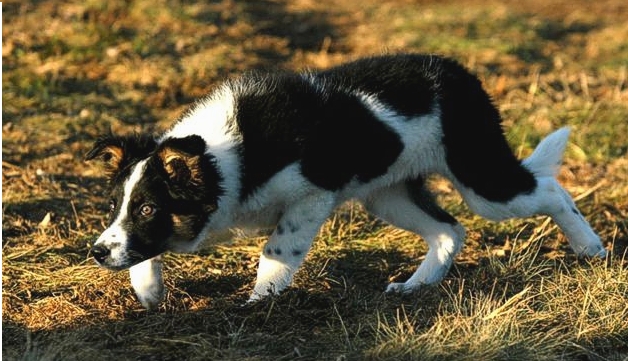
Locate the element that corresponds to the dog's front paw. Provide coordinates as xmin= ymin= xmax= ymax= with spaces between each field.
xmin=135 ymin=285 xmax=164 ymax=310
xmin=246 ymin=289 xmax=275 ymax=305
xmin=129 ymin=257 xmax=164 ymax=310
xmin=246 ymin=290 xmax=268 ymax=304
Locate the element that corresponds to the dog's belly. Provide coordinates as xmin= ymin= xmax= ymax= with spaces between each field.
xmin=233 ymin=207 xmax=284 ymax=229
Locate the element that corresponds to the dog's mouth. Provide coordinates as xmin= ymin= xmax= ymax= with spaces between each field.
xmin=91 ymin=244 xmax=147 ymax=271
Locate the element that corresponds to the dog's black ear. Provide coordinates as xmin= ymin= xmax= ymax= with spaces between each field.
xmin=155 ymin=135 xmax=208 ymax=196
xmin=154 ymin=135 xmax=223 ymax=208
xmin=85 ymin=134 xmax=157 ymax=181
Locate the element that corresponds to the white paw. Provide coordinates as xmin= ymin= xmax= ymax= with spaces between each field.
xmin=246 ymin=291 xmax=264 ymax=304
xmin=129 ymin=257 xmax=164 ymax=310
xmin=589 ymin=246 xmax=608 ymax=259
xmin=134 ymin=284 xmax=164 ymax=310
xmin=575 ymin=242 xmax=607 ymax=259
xmin=247 ymin=282 xmax=280 ymax=304
xmin=385 ymin=282 xmax=420 ymax=294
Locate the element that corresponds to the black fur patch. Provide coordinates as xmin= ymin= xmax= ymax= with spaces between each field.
xmin=233 ymin=72 xmax=404 ymax=199
xmin=234 ymin=73 xmax=319 ymax=200
xmin=435 ymin=57 xmax=537 ymax=202
xmin=299 ymin=89 xmax=404 ymax=190
xmin=314 ymin=54 xmax=438 ymax=117
xmin=315 ymin=54 xmax=538 ymax=202
xmin=85 ymin=133 xmax=157 ymax=184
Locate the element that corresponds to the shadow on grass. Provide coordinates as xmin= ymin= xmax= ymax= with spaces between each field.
xmin=1 ymin=247 xmax=417 ymax=360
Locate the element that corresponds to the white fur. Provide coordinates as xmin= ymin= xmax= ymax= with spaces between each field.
xmin=130 ymin=256 xmax=164 ymax=310
xmin=365 ymin=183 xmax=465 ymax=293
xmin=94 ymin=159 xmax=148 ymax=268
xmin=522 ymin=127 xmax=571 ymax=177
xmin=250 ymin=191 xmax=336 ymax=300
xmin=451 ymin=128 xmax=606 ymax=258
xmin=162 ymin=86 xmax=244 ymax=250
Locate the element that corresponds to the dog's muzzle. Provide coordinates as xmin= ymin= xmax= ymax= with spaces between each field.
xmin=90 ymin=240 xmax=149 ymax=270
xmin=91 ymin=244 xmax=111 ymax=265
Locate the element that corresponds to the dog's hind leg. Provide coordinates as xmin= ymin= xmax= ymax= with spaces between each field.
xmin=129 ymin=256 xmax=164 ymax=310
xmin=249 ymin=192 xmax=335 ymax=302
xmin=536 ymin=177 xmax=605 ymax=256
xmin=451 ymin=128 xmax=606 ymax=258
xmin=365 ymin=179 xmax=466 ymax=294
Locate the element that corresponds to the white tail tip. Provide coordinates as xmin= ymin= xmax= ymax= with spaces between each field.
xmin=522 ymin=127 xmax=571 ymax=177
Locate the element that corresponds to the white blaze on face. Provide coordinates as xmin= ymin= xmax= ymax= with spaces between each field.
xmin=94 ymin=159 xmax=148 ymax=267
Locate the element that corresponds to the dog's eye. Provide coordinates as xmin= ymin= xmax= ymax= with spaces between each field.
xmin=139 ymin=204 xmax=156 ymax=217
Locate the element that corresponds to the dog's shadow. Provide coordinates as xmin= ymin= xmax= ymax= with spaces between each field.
xmin=170 ymin=245 xmax=422 ymax=307
xmin=173 ymin=272 xmax=251 ymax=301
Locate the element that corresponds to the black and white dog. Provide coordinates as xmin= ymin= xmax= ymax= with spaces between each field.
xmin=86 ymin=54 xmax=606 ymax=309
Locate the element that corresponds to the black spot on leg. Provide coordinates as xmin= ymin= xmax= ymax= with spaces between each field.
xmin=287 ymin=221 xmax=300 ymax=233
xmin=571 ymin=207 xmax=581 ymax=216
xmin=292 ymin=249 xmax=303 ymax=257
xmin=265 ymin=247 xmax=284 ymax=256
xmin=276 ymin=221 xmax=300 ymax=235
xmin=277 ymin=220 xmax=301 ymax=234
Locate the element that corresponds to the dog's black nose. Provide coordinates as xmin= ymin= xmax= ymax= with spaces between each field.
xmin=91 ymin=244 xmax=110 ymax=264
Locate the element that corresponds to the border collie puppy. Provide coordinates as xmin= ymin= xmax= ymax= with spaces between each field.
xmin=86 ymin=54 xmax=606 ymax=309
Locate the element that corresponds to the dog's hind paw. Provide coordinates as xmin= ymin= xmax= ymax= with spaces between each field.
xmin=575 ymin=242 xmax=608 ymax=259
xmin=385 ymin=282 xmax=421 ymax=294
xmin=580 ymin=244 xmax=608 ymax=258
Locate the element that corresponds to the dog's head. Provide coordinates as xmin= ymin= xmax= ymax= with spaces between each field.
xmin=86 ymin=134 xmax=222 ymax=270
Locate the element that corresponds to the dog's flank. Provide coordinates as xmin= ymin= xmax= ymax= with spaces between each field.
xmin=86 ymin=54 xmax=606 ymax=309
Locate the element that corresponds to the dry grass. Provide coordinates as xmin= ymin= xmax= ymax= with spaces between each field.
xmin=3 ymin=0 xmax=628 ymax=360
xmin=368 ymin=232 xmax=628 ymax=361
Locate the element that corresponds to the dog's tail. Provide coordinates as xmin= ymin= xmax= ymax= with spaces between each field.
xmin=521 ymin=127 xmax=571 ymax=177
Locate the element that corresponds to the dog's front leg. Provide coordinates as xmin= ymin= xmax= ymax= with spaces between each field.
xmin=249 ymin=193 xmax=334 ymax=302
xmin=129 ymin=256 xmax=164 ymax=310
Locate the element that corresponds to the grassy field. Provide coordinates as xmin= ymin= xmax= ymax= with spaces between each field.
xmin=2 ymin=0 xmax=628 ymax=360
